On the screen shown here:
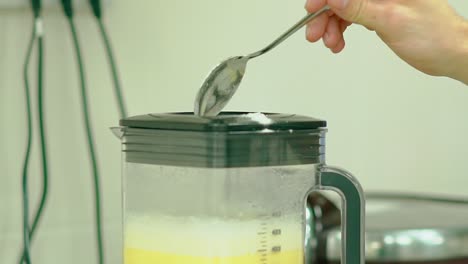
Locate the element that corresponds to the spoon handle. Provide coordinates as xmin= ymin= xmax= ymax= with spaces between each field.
xmin=247 ymin=6 xmax=330 ymax=59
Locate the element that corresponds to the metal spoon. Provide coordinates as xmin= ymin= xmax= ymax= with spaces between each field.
xmin=194 ymin=6 xmax=330 ymax=117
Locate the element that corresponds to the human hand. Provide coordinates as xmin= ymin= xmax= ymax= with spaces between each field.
xmin=305 ymin=0 xmax=468 ymax=84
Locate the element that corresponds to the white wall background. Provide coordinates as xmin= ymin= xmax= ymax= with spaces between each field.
xmin=1 ymin=0 xmax=468 ymax=263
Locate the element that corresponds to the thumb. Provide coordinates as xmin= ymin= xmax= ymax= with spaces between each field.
xmin=328 ymin=0 xmax=382 ymax=29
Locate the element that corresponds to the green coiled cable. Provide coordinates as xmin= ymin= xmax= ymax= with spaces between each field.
xmin=67 ymin=15 xmax=105 ymax=264
xmin=19 ymin=15 xmax=49 ymax=264
xmin=97 ymin=19 xmax=127 ymax=119
xmin=21 ymin=19 xmax=36 ymax=264
xmin=89 ymin=0 xmax=127 ymax=119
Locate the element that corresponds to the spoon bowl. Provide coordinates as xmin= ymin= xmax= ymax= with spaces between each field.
xmin=194 ymin=6 xmax=330 ymax=117
xmin=194 ymin=56 xmax=248 ymax=117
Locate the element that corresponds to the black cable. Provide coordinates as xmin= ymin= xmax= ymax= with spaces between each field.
xmin=60 ymin=1 xmax=105 ymax=263
xmin=89 ymin=0 xmax=127 ymax=119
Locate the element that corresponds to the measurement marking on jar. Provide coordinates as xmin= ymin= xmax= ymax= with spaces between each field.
xmin=258 ymin=215 xmax=272 ymax=264
xmin=272 ymin=229 xmax=282 ymax=235
xmin=272 ymin=246 xmax=282 ymax=253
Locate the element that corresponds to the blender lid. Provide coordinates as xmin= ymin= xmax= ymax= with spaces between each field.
xmin=320 ymin=193 xmax=468 ymax=262
xmin=120 ymin=112 xmax=327 ymax=132
xmin=119 ymin=112 xmax=327 ymax=168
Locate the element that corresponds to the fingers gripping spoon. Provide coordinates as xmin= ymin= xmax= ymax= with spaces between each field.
xmin=194 ymin=6 xmax=330 ymax=117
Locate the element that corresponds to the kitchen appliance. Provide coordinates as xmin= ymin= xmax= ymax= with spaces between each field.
xmin=113 ymin=112 xmax=365 ymax=264
xmin=317 ymin=193 xmax=468 ymax=264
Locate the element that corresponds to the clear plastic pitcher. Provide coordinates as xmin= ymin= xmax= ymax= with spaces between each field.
xmin=113 ymin=112 xmax=364 ymax=264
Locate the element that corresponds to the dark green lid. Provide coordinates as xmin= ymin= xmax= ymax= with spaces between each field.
xmin=119 ymin=112 xmax=327 ymax=168
xmin=120 ymin=112 xmax=326 ymax=132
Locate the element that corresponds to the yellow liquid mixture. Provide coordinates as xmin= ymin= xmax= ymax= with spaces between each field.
xmin=125 ymin=248 xmax=302 ymax=264
xmin=124 ymin=215 xmax=303 ymax=264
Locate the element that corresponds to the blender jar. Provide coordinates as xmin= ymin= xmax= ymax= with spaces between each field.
xmin=114 ymin=112 xmax=365 ymax=264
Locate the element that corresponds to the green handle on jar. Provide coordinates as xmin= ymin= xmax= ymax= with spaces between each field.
xmin=319 ymin=166 xmax=365 ymax=264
